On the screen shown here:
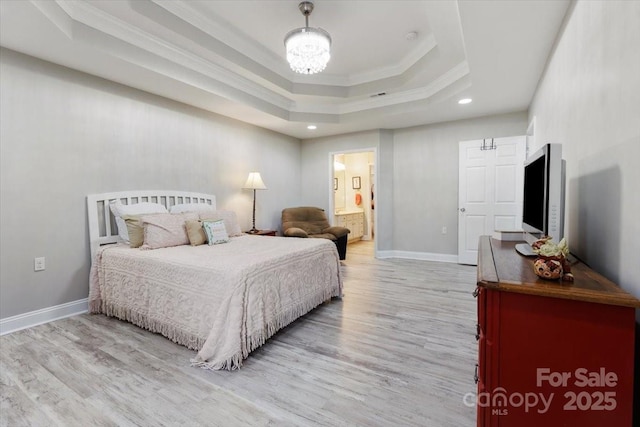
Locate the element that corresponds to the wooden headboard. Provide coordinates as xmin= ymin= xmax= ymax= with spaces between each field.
xmin=87 ymin=190 xmax=216 ymax=260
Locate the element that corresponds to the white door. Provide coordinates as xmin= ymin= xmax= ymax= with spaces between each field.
xmin=458 ymin=136 xmax=526 ymax=265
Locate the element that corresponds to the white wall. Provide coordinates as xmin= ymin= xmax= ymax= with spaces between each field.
xmin=301 ymin=112 xmax=528 ymax=256
xmin=528 ymin=0 xmax=640 ymax=306
xmin=343 ymin=152 xmax=371 ymax=214
xmin=0 ymin=48 xmax=301 ymax=319
xmin=339 ymin=151 xmax=373 ymax=238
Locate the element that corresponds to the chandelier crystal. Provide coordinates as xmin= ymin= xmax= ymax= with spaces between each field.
xmin=284 ymin=2 xmax=331 ymax=75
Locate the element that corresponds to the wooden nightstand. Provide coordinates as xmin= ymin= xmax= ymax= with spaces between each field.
xmin=245 ymin=230 xmax=277 ymax=236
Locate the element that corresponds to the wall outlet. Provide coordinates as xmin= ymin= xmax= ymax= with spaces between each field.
xmin=34 ymin=257 xmax=45 ymax=271
xmin=441 ymin=226 xmax=447 ymax=234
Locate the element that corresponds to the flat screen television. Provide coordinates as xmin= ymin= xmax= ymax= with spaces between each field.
xmin=515 ymin=143 xmax=565 ymax=256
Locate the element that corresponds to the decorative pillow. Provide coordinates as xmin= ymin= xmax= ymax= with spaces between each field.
xmin=200 ymin=210 xmax=242 ymax=237
xmin=185 ymin=220 xmax=207 ymax=246
xmin=169 ymin=203 xmax=216 ymax=214
xmin=141 ymin=212 xmax=198 ymax=249
xmin=202 ymin=220 xmax=230 ymax=245
xmin=110 ymin=200 xmax=168 ymax=242
xmin=122 ymin=215 xmax=145 ymax=248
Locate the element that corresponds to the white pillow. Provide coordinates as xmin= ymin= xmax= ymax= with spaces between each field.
xmin=202 ymin=220 xmax=230 ymax=245
xmin=169 ymin=203 xmax=216 ymax=214
xmin=110 ymin=200 xmax=168 ymax=242
xmin=141 ymin=212 xmax=198 ymax=250
xmin=200 ymin=210 xmax=243 ymax=237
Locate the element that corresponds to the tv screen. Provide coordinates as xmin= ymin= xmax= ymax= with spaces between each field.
xmin=522 ymin=155 xmax=546 ymax=234
xmin=520 ymin=143 xmax=564 ymax=244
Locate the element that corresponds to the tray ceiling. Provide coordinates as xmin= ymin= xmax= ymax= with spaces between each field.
xmin=0 ymin=0 xmax=570 ymax=139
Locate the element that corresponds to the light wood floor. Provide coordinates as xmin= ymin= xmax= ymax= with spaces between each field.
xmin=0 ymin=241 xmax=478 ymax=427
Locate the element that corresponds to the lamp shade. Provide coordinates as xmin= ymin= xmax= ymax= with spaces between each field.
xmin=243 ymin=172 xmax=267 ymax=190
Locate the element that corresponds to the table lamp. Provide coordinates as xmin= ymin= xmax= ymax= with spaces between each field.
xmin=243 ymin=172 xmax=267 ymax=234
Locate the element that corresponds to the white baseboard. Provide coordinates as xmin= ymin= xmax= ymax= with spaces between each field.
xmin=0 ymin=298 xmax=88 ymax=336
xmin=376 ymin=250 xmax=458 ymax=263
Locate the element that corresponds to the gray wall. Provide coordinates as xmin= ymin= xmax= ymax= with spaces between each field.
xmin=391 ymin=113 xmax=528 ymax=254
xmin=300 ymin=129 xmax=391 ymax=249
xmin=7 ymin=0 xmax=636 ymax=323
xmin=301 ymin=112 xmax=529 ymax=255
xmin=528 ymin=1 xmax=640 ymax=308
xmin=300 ymin=129 xmax=381 ymax=209
xmin=0 ymin=48 xmax=301 ymax=319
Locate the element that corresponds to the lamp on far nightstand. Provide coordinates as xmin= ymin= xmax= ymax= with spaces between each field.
xmin=243 ymin=172 xmax=267 ymax=234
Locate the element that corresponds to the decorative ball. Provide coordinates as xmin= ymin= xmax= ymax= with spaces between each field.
xmin=534 ymin=255 xmax=564 ymax=280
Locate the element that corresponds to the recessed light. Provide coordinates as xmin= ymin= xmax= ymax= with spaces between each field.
xmin=307 ymin=125 xmax=317 ymax=130
xmin=458 ymin=98 xmax=472 ymax=105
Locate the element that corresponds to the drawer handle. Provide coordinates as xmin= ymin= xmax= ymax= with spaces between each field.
xmin=474 ymin=364 xmax=479 ymax=384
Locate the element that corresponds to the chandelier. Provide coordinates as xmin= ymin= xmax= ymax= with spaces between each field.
xmin=284 ymin=1 xmax=331 ymax=75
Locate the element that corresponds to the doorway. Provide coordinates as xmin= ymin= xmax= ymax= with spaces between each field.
xmin=330 ymin=149 xmax=376 ymax=255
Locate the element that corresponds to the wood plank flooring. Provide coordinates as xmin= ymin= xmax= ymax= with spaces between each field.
xmin=0 ymin=241 xmax=479 ymax=426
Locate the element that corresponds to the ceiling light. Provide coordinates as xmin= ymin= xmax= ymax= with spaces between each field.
xmin=284 ymin=1 xmax=331 ymax=75
xmin=458 ymin=98 xmax=473 ymax=105
xmin=307 ymin=125 xmax=317 ymax=130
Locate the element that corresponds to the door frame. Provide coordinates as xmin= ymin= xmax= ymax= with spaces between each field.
xmin=457 ymin=137 xmax=526 ymax=265
xmin=328 ymin=147 xmax=378 ymax=256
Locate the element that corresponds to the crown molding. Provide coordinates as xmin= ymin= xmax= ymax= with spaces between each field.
xmin=291 ymin=61 xmax=470 ymax=115
xmin=36 ymin=0 xmax=294 ymax=111
xmin=23 ymin=0 xmax=476 ymax=126
xmin=360 ymin=36 xmax=438 ymax=85
xmin=141 ymin=0 xmax=448 ymax=91
xmin=150 ymin=0 xmax=291 ymax=77
xmin=29 ymin=0 xmax=470 ymax=122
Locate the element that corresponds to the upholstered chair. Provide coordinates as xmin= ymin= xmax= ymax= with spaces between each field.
xmin=281 ymin=207 xmax=350 ymax=260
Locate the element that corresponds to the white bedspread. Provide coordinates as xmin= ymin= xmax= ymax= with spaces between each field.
xmin=89 ymin=235 xmax=342 ymax=370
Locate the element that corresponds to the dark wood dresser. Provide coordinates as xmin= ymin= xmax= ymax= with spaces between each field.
xmin=475 ymin=236 xmax=640 ymax=426
xmin=245 ymin=230 xmax=277 ymax=236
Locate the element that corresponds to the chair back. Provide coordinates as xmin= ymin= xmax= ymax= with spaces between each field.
xmin=282 ymin=207 xmax=330 ymax=235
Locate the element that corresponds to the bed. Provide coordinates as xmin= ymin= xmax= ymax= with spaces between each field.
xmin=87 ymin=191 xmax=342 ymax=370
